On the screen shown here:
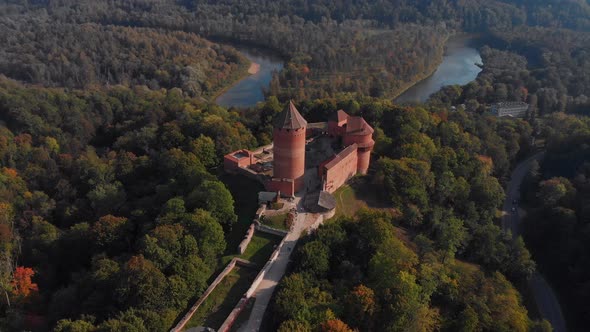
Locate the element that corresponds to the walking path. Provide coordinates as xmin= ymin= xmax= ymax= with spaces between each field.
xmin=239 ymin=196 xmax=321 ymax=332
xmin=502 ymin=152 xmax=567 ymax=332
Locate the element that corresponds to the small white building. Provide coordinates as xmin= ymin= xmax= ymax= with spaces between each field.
xmin=491 ymin=102 xmax=529 ymax=118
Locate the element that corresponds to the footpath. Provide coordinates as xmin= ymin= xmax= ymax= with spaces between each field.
xmin=239 ymin=200 xmax=324 ymax=332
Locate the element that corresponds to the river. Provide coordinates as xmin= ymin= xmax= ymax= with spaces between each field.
xmin=395 ymin=37 xmax=482 ymax=103
xmin=215 ymin=48 xmax=284 ymax=108
xmin=216 ymin=37 xmax=481 ymax=108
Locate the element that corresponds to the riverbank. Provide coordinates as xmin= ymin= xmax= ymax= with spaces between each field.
xmin=394 ymin=34 xmax=482 ymax=103
xmin=209 ymin=56 xmax=253 ymax=104
xmin=214 ymin=48 xmax=284 ymax=108
xmin=248 ymin=62 xmax=260 ymax=74
xmin=390 ymin=35 xmax=449 ymax=102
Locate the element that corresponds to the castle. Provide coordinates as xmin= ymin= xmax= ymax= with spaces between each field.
xmin=224 ymin=101 xmax=374 ymax=198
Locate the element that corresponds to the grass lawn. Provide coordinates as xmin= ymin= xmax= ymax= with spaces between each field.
xmin=184 ymin=232 xmax=281 ymax=331
xmin=262 ymin=213 xmax=289 ymax=230
xmin=185 ymin=266 xmax=258 ymax=330
xmin=332 ymin=184 xmax=368 ymax=219
xmin=331 ymin=178 xmax=394 ymax=221
xmin=240 ymin=232 xmax=282 ymax=265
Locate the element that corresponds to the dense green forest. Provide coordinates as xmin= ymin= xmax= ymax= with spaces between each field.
xmin=0 ymin=78 xmax=257 ymax=330
xmin=0 ymin=0 xmax=589 ymax=330
xmin=429 ymin=27 xmax=590 ymax=117
xmin=5 ymin=0 xmax=590 ymax=101
xmin=0 ymin=20 xmax=248 ymax=96
xmin=0 ymin=78 xmax=545 ymax=331
xmin=521 ymin=113 xmax=590 ymax=330
xmin=269 ymin=98 xmax=545 ymax=331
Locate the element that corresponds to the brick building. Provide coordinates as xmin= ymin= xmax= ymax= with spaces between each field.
xmin=321 ymin=110 xmax=375 ymax=193
xmin=223 ymin=101 xmax=374 ymax=197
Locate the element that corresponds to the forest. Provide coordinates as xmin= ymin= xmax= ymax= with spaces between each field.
xmin=267 ymin=97 xmax=544 ymax=331
xmin=0 ymin=78 xmax=257 ymax=330
xmin=4 ymin=0 xmax=590 ymax=102
xmin=0 ymin=19 xmax=248 ymax=97
xmin=520 ymin=113 xmax=590 ymax=331
xmin=428 ymin=27 xmax=590 ymax=118
xmin=0 ymin=76 xmax=548 ymax=331
xmin=0 ymin=0 xmax=589 ymax=330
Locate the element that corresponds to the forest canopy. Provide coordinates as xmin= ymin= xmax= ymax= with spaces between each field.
xmin=0 ymin=20 xmax=248 ymax=96
xmin=0 ymin=0 xmax=589 ymax=330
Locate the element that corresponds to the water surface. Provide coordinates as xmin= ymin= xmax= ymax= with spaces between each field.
xmin=215 ymin=48 xmax=283 ymax=108
xmin=395 ymin=38 xmax=482 ymax=103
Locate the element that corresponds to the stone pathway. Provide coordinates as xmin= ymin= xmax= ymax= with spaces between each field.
xmin=239 ymin=199 xmax=320 ymax=332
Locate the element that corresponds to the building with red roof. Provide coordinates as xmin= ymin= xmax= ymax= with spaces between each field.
xmin=224 ymin=102 xmax=374 ymax=197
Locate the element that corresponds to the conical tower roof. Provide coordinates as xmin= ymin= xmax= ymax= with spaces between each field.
xmin=273 ymin=100 xmax=307 ymax=129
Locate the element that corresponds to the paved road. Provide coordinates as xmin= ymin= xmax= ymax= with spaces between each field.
xmin=503 ymin=152 xmax=567 ymax=332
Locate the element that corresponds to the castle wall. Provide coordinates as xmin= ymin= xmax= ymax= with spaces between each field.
xmin=328 ymin=121 xmax=346 ymax=137
xmin=223 ymin=150 xmax=253 ymax=173
xmin=266 ymin=178 xmax=295 ymax=197
xmin=322 ymin=147 xmax=358 ymax=193
xmin=356 ymin=148 xmax=372 ymax=175
xmin=343 ymin=134 xmax=374 ymax=174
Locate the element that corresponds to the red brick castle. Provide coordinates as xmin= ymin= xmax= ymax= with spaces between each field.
xmin=224 ymin=101 xmax=374 ymax=197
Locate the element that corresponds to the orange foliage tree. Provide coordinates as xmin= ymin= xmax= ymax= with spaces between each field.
xmin=319 ymin=319 xmax=353 ymax=332
xmin=11 ymin=266 xmax=38 ymax=299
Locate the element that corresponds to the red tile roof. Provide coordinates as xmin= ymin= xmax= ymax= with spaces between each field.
xmin=346 ymin=116 xmax=374 ymax=136
xmin=330 ymin=109 xmax=349 ymax=122
xmin=273 ymin=100 xmax=308 ymax=130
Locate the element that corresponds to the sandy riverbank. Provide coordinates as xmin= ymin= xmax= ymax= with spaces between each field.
xmin=248 ymin=62 xmax=260 ymax=74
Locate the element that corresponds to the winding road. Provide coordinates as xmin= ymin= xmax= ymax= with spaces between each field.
xmin=502 ymin=152 xmax=567 ymax=332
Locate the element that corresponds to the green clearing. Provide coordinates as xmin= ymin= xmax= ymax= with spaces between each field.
xmin=330 ymin=178 xmax=393 ymax=220
xmin=185 ymin=266 xmax=257 ymax=330
xmin=261 ymin=212 xmax=289 ymax=230
xmin=240 ymin=232 xmax=282 ymax=265
xmin=332 ymin=184 xmax=368 ymax=219
xmin=184 ymin=232 xmax=281 ymax=330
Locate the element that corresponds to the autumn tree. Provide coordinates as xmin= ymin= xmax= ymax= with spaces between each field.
xmin=11 ymin=267 xmax=39 ymax=301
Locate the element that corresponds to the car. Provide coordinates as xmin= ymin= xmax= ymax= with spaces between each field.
xmin=511 ymin=207 xmax=516 ymax=212
xmin=512 ymin=199 xmax=518 ymax=204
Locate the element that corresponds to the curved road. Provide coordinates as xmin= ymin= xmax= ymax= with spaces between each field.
xmin=503 ymin=152 xmax=567 ymax=332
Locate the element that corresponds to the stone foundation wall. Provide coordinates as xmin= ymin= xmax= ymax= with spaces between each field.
xmin=170 ymin=259 xmax=239 ymax=332
xmin=238 ymin=223 xmax=256 ymax=254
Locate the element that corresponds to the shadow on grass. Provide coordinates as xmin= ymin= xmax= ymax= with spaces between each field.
xmin=241 ymin=232 xmax=283 ymax=265
xmin=186 ymin=267 xmax=258 ymax=330
xmin=220 ymin=173 xmax=264 ymax=255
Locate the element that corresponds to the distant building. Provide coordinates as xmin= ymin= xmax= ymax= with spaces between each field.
xmin=491 ymin=102 xmax=529 ymax=118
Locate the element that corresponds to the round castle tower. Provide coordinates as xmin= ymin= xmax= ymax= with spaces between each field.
xmin=272 ymin=101 xmax=307 ymax=193
xmin=342 ymin=116 xmax=375 ymax=175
